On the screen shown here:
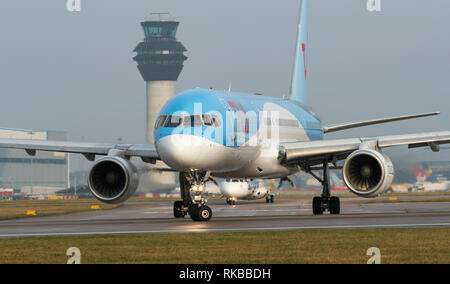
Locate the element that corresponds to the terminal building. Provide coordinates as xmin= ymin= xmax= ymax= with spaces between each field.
xmin=0 ymin=128 xmax=69 ymax=198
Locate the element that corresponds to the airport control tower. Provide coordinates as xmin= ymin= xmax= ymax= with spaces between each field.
xmin=133 ymin=14 xmax=187 ymax=191
xmin=133 ymin=14 xmax=188 ymax=143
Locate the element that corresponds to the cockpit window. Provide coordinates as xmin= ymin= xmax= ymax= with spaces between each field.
xmin=156 ymin=114 xmax=221 ymax=129
xmin=155 ymin=115 xmax=167 ymax=129
xmin=155 ymin=115 xmax=182 ymax=128
xmin=183 ymin=115 xmax=204 ymax=127
xmin=212 ymin=116 xmax=220 ymax=127
xmin=167 ymin=115 xmax=182 ymax=127
xmin=202 ymin=114 xmax=213 ymax=126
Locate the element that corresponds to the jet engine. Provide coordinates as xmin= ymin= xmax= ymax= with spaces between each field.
xmin=88 ymin=156 xmax=140 ymax=204
xmin=342 ymin=149 xmax=394 ymax=198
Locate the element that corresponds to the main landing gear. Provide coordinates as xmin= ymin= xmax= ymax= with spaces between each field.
xmin=265 ymin=194 xmax=275 ymax=204
xmin=173 ymin=172 xmax=213 ymax=222
xmin=277 ymin=176 xmax=296 ymax=190
xmin=307 ymin=161 xmax=340 ymax=215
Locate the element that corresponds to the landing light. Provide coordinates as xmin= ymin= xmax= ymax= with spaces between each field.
xmin=192 ymin=185 xmax=205 ymax=192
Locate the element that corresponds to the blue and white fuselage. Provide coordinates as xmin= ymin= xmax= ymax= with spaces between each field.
xmin=155 ymin=88 xmax=323 ymax=179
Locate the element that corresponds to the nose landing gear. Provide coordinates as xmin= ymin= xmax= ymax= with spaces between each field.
xmin=173 ymin=172 xmax=213 ymax=222
xmin=173 ymin=200 xmax=187 ymax=218
xmin=226 ymin=197 xmax=237 ymax=206
xmin=189 ymin=205 xmax=212 ymax=221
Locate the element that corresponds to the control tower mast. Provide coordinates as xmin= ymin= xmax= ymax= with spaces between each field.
xmin=133 ymin=13 xmax=188 ymax=143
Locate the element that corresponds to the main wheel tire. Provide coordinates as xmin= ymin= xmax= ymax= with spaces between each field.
xmin=329 ymin=196 xmax=340 ymax=215
xmin=196 ymin=205 xmax=212 ymax=222
xmin=312 ymin=197 xmax=323 ymax=215
xmin=173 ymin=201 xmax=185 ymax=218
xmin=270 ymin=195 xmax=274 ymax=203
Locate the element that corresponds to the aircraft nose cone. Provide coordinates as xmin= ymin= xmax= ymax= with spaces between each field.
xmin=156 ymin=135 xmax=204 ymax=171
xmin=155 ymin=134 xmax=243 ymax=173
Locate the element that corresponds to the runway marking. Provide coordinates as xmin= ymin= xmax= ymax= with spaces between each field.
xmin=1 ymin=223 xmax=450 ymax=238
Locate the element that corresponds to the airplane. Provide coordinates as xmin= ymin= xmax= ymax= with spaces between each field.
xmin=1 ymin=0 xmax=450 ymax=222
xmin=411 ymin=165 xmax=449 ymax=192
xmin=220 ymin=179 xmax=274 ymax=205
xmin=412 ymin=165 xmax=433 ymax=183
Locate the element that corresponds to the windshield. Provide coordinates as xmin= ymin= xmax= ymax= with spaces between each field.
xmin=155 ymin=114 xmax=221 ymax=129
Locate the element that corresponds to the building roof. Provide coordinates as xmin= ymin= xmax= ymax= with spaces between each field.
xmin=0 ymin=128 xmax=66 ymax=141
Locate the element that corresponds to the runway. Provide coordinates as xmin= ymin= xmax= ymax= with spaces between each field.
xmin=0 ymin=197 xmax=449 ymax=238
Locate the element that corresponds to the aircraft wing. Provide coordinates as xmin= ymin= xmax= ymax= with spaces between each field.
xmin=0 ymin=139 xmax=160 ymax=162
xmin=322 ymin=112 xmax=440 ymax=133
xmin=279 ymin=131 xmax=450 ymax=167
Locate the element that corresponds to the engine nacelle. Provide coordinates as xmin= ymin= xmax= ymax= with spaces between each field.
xmin=343 ymin=149 xmax=395 ymax=198
xmin=88 ymin=156 xmax=139 ymax=204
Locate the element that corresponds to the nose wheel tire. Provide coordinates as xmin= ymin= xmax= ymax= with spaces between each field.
xmin=189 ymin=205 xmax=212 ymax=222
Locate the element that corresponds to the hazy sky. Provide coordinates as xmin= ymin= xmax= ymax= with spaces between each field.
xmin=0 ymin=0 xmax=449 ymax=147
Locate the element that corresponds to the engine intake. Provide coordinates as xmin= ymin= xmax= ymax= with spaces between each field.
xmin=343 ymin=149 xmax=394 ymax=198
xmin=88 ymin=156 xmax=139 ymax=204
